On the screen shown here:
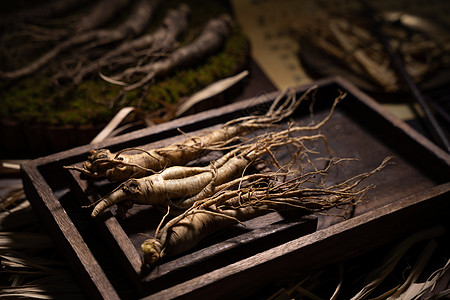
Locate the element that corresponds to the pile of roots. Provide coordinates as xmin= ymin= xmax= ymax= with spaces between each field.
xmin=0 ymin=0 xmax=249 ymax=128
xmin=68 ymin=88 xmax=391 ymax=266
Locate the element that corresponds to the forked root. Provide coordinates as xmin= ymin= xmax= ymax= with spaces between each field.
xmin=88 ymin=128 xmax=331 ymax=218
xmin=141 ymin=156 xmax=392 ymax=266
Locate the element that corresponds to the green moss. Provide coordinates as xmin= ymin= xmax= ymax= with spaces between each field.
xmin=0 ymin=1 xmax=249 ymax=127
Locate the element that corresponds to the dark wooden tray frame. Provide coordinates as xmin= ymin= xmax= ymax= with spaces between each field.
xmin=21 ymin=77 xmax=450 ymax=299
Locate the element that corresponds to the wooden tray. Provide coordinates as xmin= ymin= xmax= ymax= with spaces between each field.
xmin=21 ymin=77 xmax=450 ymax=299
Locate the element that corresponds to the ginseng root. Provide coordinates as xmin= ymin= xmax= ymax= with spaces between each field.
xmin=0 ymin=0 xmax=160 ymax=81
xmin=88 ymin=153 xmax=247 ymax=218
xmin=67 ymin=87 xmax=340 ymax=182
xmin=141 ymin=157 xmax=392 ymax=266
xmin=141 ymin=205 xmax=265 ymax=265
xmin=88 ymin=128 xmax=326 ymax=218
xmin=104 ymin=14 xmax=233 ymax=91
xmin=66 ymin=4 xmax=190 ymax=84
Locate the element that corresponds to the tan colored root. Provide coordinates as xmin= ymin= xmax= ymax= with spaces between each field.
xmin=89 ymin=123 xmax=332 ymax=218
xmin=0 ymin=0 xmax=160 ymax=81
xmin=85 ymin=90 xmax=343 ymax=217
xmin=68 ymin=87 xmax=327 ymax=182
xmin=64 ymin=4 xmax=190 ymax=84
xmin=141 ymin=205 xmax=264 ymax=266
xmin=141 ymin=156 xmax=391 ymax=266
xmin=89 ymin=165 xmax=214 ymax=217
xmin=174 ymin=131 xmax=334 ymax=209
xmin=107 ymin=14 xmax=232 ymax=91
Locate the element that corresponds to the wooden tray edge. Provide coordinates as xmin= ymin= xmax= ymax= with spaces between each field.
xmin=21 ymin=161 xmax=121 ymax=300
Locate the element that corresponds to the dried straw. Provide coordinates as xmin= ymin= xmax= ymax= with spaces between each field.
xmin=0 ymin=183 xmax=85 ymax=299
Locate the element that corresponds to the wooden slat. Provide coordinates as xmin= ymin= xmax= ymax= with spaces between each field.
xmin=22 ymin=162 xmax=121 ymax=300
xmin=66 ymin=169 xmax=143 ymax=291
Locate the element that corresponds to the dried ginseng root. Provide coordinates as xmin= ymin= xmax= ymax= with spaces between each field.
xmin=67 ymin=87 xmax=333 ymax=182
xmin=105 ymin=14 xmax=233 ymax=91
xmin=141 ymin=157 xmax=392 ymax=266
xmin=0 ymin=0 xmax=160 ymax=81
xmin=62 ymin=4 xmax=190 ymax=85
xmin=87 ymin=126 xmax=330 ymax=218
